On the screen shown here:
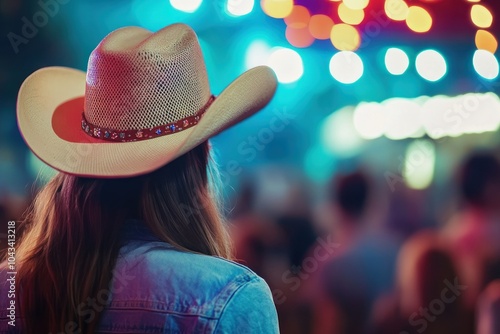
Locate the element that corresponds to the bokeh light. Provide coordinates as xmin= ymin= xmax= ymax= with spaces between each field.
xmin=267 ymin=47 xmax=304 ymax=83
xmin=284 ymin=5 xmax=310 ymax=28
xmin=309 ymin=15 xmax=334 ymax=40
xmin=338 ymin=3 xmax=365 ymax=25
xmin=261 ymin=0 xmax=293 ymax=18
xmin=415 ymin=49 xmax=447 ymax=82
xmin=342 ymin=0 xmax=369 ymax=10
xmin=403 ymin=139 xmax=435 ymax=190
xmin=170 ymin=0 xmax=202 ymax=13
xmin=471 ymin=4 xmax=493 ymax=28
xmin=475 ymin=30 xmax=498 ymax=54
xmin=226 ymin=0 xmax=254 ymax=16
xmin=406 ymin=6 xmax=433 ymax=33
xmin=322 ymin=106 xmax=364 ymax=157
xmin=330 ymin=24 xmax=361 ymax=51
xmin=385 ymin=48 xmax=410 ymax=75
xmin=286 ymin=26 xmax=315 ymax=48
xmin=384 ymin=0 xmax=409 ymax=21
xmin=329 ymin=51 xmax=364 ymax=84
xmin=353 ymin=102 xmax=386 ymax=139
xmin=473 ymin=50 xmax=499 ymax=80
xmin=245 ymin=40 xmax=271 ymax=70
xmin=383 ymin=98 xmax=422 ymax=140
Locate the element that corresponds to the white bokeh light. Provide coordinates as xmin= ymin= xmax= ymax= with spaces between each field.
xmin=415 ymin=49 xmax=447 ymax=82
xmin=473 ymin=50 xmax=499 ymax=80
xmin=267 ymin=47 xmax=303 ymax=84
xmin=170 ymin=0 xmax=202 ymax=13
xmin=226 ymin=0 xmax=254 ymax=16
xmin=383 ymin=98 xmax=422 ymax=140
xmin=385 ymin=47 xmax=410 ymax=75
xmin=353 ymin=102 xmax=386 ymax=139
xmin=329 ymin=51 xmax=364 ymax=84
xmin=322 ymin=106 xmax=364 ymax=157
xmin=403 ymin=139 xmax=436 ymax=190
xmin=245 ymin=40 xmax=271 ymax=70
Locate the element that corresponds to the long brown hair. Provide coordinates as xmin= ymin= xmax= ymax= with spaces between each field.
xmin=10 ymin=141 xmax=232 ymax=333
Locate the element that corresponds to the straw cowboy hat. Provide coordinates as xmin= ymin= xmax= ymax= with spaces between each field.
xmin=17 ymin=23 xmax=278 ymax=178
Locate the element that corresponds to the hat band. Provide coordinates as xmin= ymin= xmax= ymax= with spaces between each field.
xmin=81 ymin=95 xmax=215 ymax=142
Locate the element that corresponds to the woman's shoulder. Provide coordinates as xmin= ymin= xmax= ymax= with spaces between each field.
xmin=103 ymin=241 xmax=277 ymax=331
xmin=119 ymin=240 xmax=259 ymax=282
xmin=113 ymin=240 xmax=269 ymax=307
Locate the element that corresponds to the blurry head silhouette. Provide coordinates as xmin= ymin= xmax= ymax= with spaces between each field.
xmin=329 ymin=170 xmax=371 ymax=221
xmin=458 ymin=152 xmax=500 ymax=210
xmin=397 ymin=231 xmax=463 ymax=314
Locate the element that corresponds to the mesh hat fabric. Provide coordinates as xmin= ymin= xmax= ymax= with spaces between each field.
xmin=16 ymin=23 xmax=278 ymax=178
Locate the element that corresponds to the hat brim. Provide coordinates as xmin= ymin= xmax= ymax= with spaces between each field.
xmin=17 ymin=65 xmax=277 ymax=178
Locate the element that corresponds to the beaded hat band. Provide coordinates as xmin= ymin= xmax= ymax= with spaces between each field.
xmin=81 ymin=95 xmax=215 ymax=142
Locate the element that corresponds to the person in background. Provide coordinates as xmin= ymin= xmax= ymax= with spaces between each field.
xmin=442 ymin=152 xmax=500 ymax=307
xmin=0 ymin=23 xmax=279 ymax=333
xmin=305 ymin=170 xmax=400 ymax=334
xmin=477 ymin=280 xmax=500 ymax=334
xmin=371 ymin=231 xmax=474 ymax=334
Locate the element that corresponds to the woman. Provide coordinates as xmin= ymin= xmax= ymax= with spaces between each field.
xmin=0 ymin=23 xmax=279 ymax=333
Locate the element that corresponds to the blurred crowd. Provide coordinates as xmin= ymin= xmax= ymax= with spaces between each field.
xmin=228 ymin=150 xmax=500 ymax=334
xmin=1 ymin=149 xmax=500 ymax=334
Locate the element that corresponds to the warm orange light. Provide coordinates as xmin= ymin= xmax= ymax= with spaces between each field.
xmin=342 ymin=0 xmax=369 ymax=10
xmin=338 ymin=3 xmax=364 ymax=25
xmin=286 ymin=26 xmax=315 ymax=48
xmin=330 ymin=24 xmax=361 ymax=51
xmin=471 ymin=5 xmax=493 ymax=28
xmin=384 ymin=0 xmax=409 ymax=21
xmin=284 ymin=5 xmax=311 ymax=29
xmin=475 ymin=30 xmax=498 ymax=53
xmin=261 ymin=0 xmax=293 ymax=19
xmin=309 ymin=15 xmax=334 ymax=40
xmin=406 ymin=6 xmax=432 ymax=33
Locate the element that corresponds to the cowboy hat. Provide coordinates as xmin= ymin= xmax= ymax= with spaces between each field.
xmin=17 ymin=23 xmax=278 ymax=178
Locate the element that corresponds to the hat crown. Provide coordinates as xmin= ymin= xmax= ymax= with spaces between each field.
xmin=84 ymin=24 xmax=211 ymax=131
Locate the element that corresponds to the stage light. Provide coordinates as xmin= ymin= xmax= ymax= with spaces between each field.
xmin=403 ymin=139 xmax=435 ymax=190
xmin=342 ymin=0 xmax=369 ymax=10
xmin=475 ymin=30 xmax=498 ymax=54
xmin=471 ymin=4 xmax=493 ymax=28
xmin=226 ymin=0 xmax=254 ymax=16
xmin=286 ymin=26 xmax=314 ymax=48
xmin=284 ymin=5 xmax=310 ymax=28
xmin=267 ymin=47 xmax=303 ymax=83
xmin=322 ymin=106 xmax=364 ymax=157
xmin=383 ymin=98 xmax=422 ymax=140
xmin=245 ymin=40 xmax=271 ymax=70
xmin=338 ymin=3 xmax=364 ymax=25
xmin=406 ymin=6 xmax=432 ymax=33
xmin=415 ymin=50 xmax=447 ymax=82
xmin=261 ymin=0 xmax=293 ymax=18
xmin=385 ymin=48 xmax=410 ymax=75
xmin=329 ymin=51 xmax=364 ymax=84
xmin=353 ymin=102 xmax=386 ymax=139
xmin=309 ymin=15 xmax=334 ymax=40
xmin=170 ymin=0 xmax=202 ymax=13
xmin=330 ymin=24 xmax=361 ymax=51
xmin=473 ymin=50 xmax=499 ymax=80
xmin=385 ymin=0 xmax=409 ymax=21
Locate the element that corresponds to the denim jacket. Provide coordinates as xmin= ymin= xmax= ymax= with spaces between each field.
xmin=0 ymin=219 xmax=279 ymax=333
